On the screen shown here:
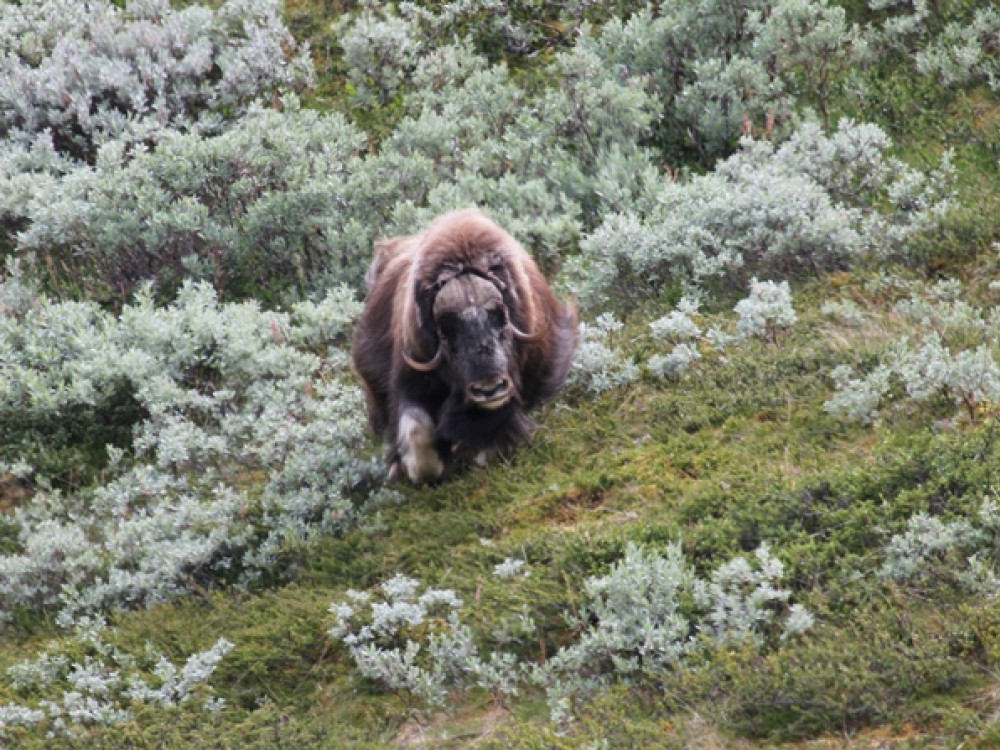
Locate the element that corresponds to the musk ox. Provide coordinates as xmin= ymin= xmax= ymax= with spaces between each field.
xmin=353 ymin=208 xmax=578 ymax=483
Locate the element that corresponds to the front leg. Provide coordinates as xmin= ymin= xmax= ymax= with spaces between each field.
xmin=451 ymin=441 xmax=496 ymax=468
xmin=392 ymin=405 xmax=444 ymax=484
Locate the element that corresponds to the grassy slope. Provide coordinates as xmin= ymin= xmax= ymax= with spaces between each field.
xmin=3 ymin=2 xmax=1000 ymax=748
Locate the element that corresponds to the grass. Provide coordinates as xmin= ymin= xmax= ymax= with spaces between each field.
xmin=12 ymin=276 xmax=1000 ymax=745
xmin=4 ymin=1 xmax=1000 ymax=747
xmin=7 ymin=267 xmax=1000 ymax=746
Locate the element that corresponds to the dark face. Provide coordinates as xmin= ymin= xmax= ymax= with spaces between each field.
xmin=433 ymin=275 xmax=515 ymax=410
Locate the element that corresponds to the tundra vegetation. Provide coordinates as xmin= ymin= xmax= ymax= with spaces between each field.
xmin=1 ymin=0 xmax=1000 ymax=747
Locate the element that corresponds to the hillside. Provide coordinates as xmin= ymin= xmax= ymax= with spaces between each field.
xmin=2 ymin=0 xmax=1000 ymax=747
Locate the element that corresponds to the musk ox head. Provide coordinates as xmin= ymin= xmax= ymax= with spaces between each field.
xmin=402 ymin=272 xmax=535 ymax=411
xmin=353 ymin=209 xmax=578 ymax=484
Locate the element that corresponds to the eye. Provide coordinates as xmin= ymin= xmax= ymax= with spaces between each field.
xmin=437 ymin=312 xmax=460 ymax=340
xmin=486 ymin=303 xmax=507 ymax=328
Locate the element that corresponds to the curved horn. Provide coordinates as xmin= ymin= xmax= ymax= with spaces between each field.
xmin=509 ymin=322 xmax=538 ymax=342
xmin=402 ymin=344 xmax=444 ymax=372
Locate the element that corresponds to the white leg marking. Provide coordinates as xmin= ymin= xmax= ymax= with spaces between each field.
xmin=398 ymin=409 xmax=444 ymax=483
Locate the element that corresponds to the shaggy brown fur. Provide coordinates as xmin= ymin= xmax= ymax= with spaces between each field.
xmin=353 ymin=208 xmax=578 ymax=481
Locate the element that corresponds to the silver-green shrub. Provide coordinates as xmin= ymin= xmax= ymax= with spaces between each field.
xmin=571 ymin=0 xmax=869 ymax=161
xmin=0 ymin=0 xmax=312 ymax=160
xmin=892 ymin=278 xmax=990 ymax=341
xmin=872 ymin=0 xmax=1000 ymax=91
xmin=748 ymin=0 xmax=870 ymax=127
xmin=335 ymin=4 xmax=423 ymax=108
xmin=880 ymin=513 xmax=979 ymax=582
xmin=646 ymin=293 xmax=792 ymax=380
xmin=334 ymin=0 xmax=599 ymax=120
xmin=341 ymin=0 xmax=615 ymax=68
xmin=13 ymin=99 xmax=370 ymax=299
xmin=369 ymin=30 xmax=659 ymax=267
xmin=0 ymin=0 xmax=315 ymax=292
xmin=5 ymin=0 xmax=920 ymax=304
xmin=914 ymin=7 xmax=1000 ymax=90
xmin=826 ymin=280 xmax=1000 ymax=424
xmin=0 ymin=616 xmax=231 ymax=739
xmin=824 ymin=365 xmax=893 ymax=424
xmin=893 ymin=334 xmax=1000 ymax=418
xmin=649 ymin=296 xmax=703 ymax=343
xmin=329 ymin=545 xmax=812 ymax=721
xmin=537 ymin=542 xmax=813 ymax=723
xmin=535 ymin=543 xmax=698 ymax=723
xmin=493 ymin=557 xmax=531 ymax=580
xmin=10 ymin=17 xmax=663 ymax=295
xmin=820 ymin=298 xmax=867 ymax=327
xmin=331 ymin=0 xmax=873 ymax=264
xmin=566 ymin=314 xmax=640 ymax=394
xmin=647 ymin=297 xmax=708 ymax=380
xmin=880 ymin=498 xmax=1000 ymax=596
xmin=646 ymin=343 xmax=703 ymax=380
xmin=827 ymin=334 xmax=1000 ymax=424
xmin=328 ymin=575 xmax=527 ymax=708
xmin=734 ymin=278 xmax=798 ymax=341
xmin=0 ymin=273 xmax=389 ymax=625
xmin=569 ymin=119 xmax=954 ymax=308
xmin=693 ymin=543 xmax=812 ymax=647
